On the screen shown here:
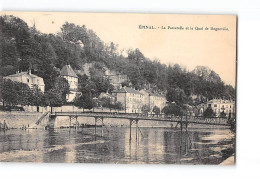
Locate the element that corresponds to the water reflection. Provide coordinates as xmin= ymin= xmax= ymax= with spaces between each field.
xmin=0 ymin=127 xmax=234 ymax=164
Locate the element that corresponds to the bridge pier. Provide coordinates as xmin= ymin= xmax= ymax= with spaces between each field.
xmin=136 ymin=120 xmax=138 ymax=140
xmin=48 ymin=115 xmax=57 ymax=129
xmin=95 ymin=117 xmax=97 ymax=135
xmin=129 ymin=120 xmax=132 ymax=141
xmin=69 ymin=115 xmax=78 ymax=129
xmin=94 ymin=117 xmax=104 ymax=137
xmin=129 ymin=119 xmax=139 ymax=141
xmin=101 ymin=118 xmax=104 ymax=137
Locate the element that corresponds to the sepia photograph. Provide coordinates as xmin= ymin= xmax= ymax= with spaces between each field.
xmin=0 ymin=11 xmax=236 ymax=165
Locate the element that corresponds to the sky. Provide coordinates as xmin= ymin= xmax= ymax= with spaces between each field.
xmin=1 ymin=11 xmax=237 ymax=86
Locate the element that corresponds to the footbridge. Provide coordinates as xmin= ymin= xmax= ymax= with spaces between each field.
xmin=48 ymin=111 xmax=233 ymax=140
xmin=50 ymin=111 xmax=230 ymax=126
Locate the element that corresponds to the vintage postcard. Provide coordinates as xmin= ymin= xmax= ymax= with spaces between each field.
xmin=0 ymin=12 xmax=236 ymax=164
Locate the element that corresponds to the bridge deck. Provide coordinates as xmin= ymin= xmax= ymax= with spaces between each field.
xmin=50 ymin=112 xmax=231 ymax=126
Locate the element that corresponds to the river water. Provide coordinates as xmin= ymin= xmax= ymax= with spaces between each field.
xmin=0 ymin=127 xmax=235 ymax=164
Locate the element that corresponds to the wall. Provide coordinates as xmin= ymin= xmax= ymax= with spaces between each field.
xmin=0 ymin=111 xmax=42 ymax=129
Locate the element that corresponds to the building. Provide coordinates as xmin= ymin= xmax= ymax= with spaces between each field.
xmin=140 ymin=89 xmax=167 ymax=113
xmin=150 ymin=93 xmax=167 ymax=113
xmin=3 ymin=70 xmax=45 ymax=92
xmin=104 ymin=68 xmax=128 ymax=87
xmin=60 ymin=65 xmax=79 ymax=102
xmin=112 ymin=87 xmax=144 ymax=113
xmin=197 ymin=99 xmax=235 ymax=117
xmin=98 ymin=92 xmax=116 ymax=104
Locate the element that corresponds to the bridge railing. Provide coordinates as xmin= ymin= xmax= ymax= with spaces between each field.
xmin=52 ymin=111 xmax=231 ymax=125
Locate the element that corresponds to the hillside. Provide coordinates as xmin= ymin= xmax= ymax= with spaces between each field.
xmin=0 ymin=15 xmax=235 ymax=105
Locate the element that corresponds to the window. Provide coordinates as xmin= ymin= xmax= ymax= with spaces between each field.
xmin=214 ymin=104 xmax=217 ymax=107
xmin=27 ymin=78 xmax=29 ymax=83
xmin=208 ymin=104 xmax=211 ymax=107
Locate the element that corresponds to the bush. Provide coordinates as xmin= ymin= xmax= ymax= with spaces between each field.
xmin=203 ymin=107 xmax=215 ymax=118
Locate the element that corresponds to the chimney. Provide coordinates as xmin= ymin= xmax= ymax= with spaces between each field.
xmin=28 ymin=69 xmax=31 ymax=75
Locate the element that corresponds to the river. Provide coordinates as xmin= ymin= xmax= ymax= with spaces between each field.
xmin=0 ymin=127 xmax=235 ymax=164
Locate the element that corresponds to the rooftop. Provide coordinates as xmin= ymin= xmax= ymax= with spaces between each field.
xmin=60 ymin=65 xmax=78 ymax=78
xmin=208 ymin=99 xmax=234 ymax=104
xmin=112 ymin=87 xmax=143 ymax=95
xmin=4 ymin=71 xmax=42 ymax=79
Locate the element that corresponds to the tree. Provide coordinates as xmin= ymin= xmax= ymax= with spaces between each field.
xmin=141 ymin=104 xmax=150 ymax=115
xmin=78 ymin=74 xmax=97 ymax=96
xmin=53 ymin=77 xmax=70 ymax=103
xmin=1 ymin=79 xmax=32 ymax=109
xmin=74 ymin=93 xmax=94 ymax=112
xmin=203 ymin=107 xmax=215 ymax=118
xmin=114 ymin=101 xmax=124 ymax=111
xmin=166 ymin=87 xmax=187 ymax=105
xmin=0 ymin=38 xmax=19 ymax=76
xmin=1 ymin=79 xmax=19 ymax=108
xmin=43 ymin=77 xmax=70 ymax=112
xmin=162 ymin=104 xmax=186 ymax=116
xmin=44 ymin=88 xmax=63 ymax=113
xmin=17 ymin=82 xmax=32 ymax=106
xmin=99 ymin=97 xmax=113 ymax=111
xmin=31 ymin=84 xmax=44 ymax=112
xmin=152 ymin=106 xmax=160 ymax=115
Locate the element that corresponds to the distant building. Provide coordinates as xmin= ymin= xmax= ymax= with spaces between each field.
xmin=60 ymin=65 xmax=79 ymax=102
xmin=197 ymin=99 xmax=235 ymax=117
xmin=140 ymin=89 xmax=167 ymax=113
xmin=112 ymin=87 xmax=143 ymax=113
xmin=104 ymin=68 xmax=128 ymax=87
xmin=3 ymin=70 xmax=45 ymax=92
xmin=99 ymin=92 xmax=116 ymax=104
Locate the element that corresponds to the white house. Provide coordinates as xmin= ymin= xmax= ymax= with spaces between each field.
xmin=197 ymin=99 xmax=235 ymax=117
xmin=3 ymin=70 xmax=45 ymax=92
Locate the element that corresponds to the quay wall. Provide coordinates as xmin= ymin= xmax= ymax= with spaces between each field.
xmin=0 ymin=111 xmax=42 ymax=129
